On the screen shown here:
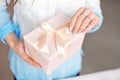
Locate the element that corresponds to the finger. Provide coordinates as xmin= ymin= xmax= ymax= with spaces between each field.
xmin=81 ymin=8 xmax=92 ymax=17
xmin=69 ymin=7 xmax=85 ymax=30
xmin=94 ymin=16 xmax=100 ymax=27
xmin=73 ymin=8 xmax=92 ymax=33
xmin=87 ymin=12 xmax=96 ymax=20
xmin=20 ymin=41 xmax=41 ymax=68
xmin=84 ymin=18 xmax=98 ymax=33
xmin=79 ymin=12 xmax=96 ymax=32
xmin=22 ymin=54 xmax=41 ymax=68
xmin=78 ymin=17 xmax=91 ymax=33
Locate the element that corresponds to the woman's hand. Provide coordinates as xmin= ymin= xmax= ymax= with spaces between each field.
xmin=69 ymin=7 xmax=100 ymax=33
xmin=5 ymin=32 xmax=41 ymax=68
xmin=13 ymin=40 xmax=41 ymax=67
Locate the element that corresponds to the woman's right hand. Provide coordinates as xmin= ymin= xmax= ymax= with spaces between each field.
xmin=5 ymin=32 xmax=41 ymax=68
xmin=13 ymin=40 xmax=41 ymax=67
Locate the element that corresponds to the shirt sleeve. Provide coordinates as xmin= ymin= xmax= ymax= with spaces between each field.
xmin=0 ymin=0 xmax=20 ymax=44
xmin=84 ymin=0 xmax=103 ymax=33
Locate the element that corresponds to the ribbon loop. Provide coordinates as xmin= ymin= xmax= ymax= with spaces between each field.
xmin=34 ymin=21 xmax=71 ymax=56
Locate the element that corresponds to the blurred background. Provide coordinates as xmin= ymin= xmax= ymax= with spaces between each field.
xmin=0 ymin=0 xmax=120 ymax=80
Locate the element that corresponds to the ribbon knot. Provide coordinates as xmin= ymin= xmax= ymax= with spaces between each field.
xmin=34 ymin=21 xmax=71 ymax=56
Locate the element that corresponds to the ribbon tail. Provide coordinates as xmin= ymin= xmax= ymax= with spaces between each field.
xmin=46 ymin=31 xmax=57 ymax=54
xmin=36 ymin=31 xmax=49 ymax=53
xmin=55 ymin=33 xmax=70 ymax=56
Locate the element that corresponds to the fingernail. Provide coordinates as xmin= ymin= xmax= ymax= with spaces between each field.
xmin=73 ymin=32 xmax=76 ymax=34
xmin=79 ymin=31 xmax=81 ymax=33
xmin=79 ymin=30 xmax=82 ymax=33
xmin=73 ymin=30 xmax=75 ymax=33
xmin=74 ymin=30 xmax=77 ymax=33
xmin=83 ymin=31 xmax=87 ymax=34
xmin=69 ymin=26 xmax=73 ymax=31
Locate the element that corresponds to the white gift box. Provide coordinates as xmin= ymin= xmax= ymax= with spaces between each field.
xmin=24 ymin=13 xmax=86 ymax=74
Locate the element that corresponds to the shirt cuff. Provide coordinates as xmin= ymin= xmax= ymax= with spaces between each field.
xmin=0 ymin=21 xmax=20 ymax=44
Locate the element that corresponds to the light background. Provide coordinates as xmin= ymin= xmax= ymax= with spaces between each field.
xmin=0 ymin=0 xmax=120 ymax=80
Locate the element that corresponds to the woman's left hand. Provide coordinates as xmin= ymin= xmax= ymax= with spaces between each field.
xmin=69 ymin=7 xmax=100 ymax=33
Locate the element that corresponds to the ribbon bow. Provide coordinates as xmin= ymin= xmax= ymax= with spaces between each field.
xmin=33 ymin=21 xmax=71 ymax=56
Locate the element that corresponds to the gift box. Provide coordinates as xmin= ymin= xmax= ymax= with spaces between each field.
xmin=24 ymin=13 xmax=86 ymax=74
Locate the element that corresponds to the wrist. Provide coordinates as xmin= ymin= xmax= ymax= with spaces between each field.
xmin=5 ymin=32 xmax=19 ymax=50
xmin=10 ymin=39 xmax=19 ymax=50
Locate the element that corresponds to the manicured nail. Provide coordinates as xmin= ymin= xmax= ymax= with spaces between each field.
xmin=69 ymin=26 xmax=73 ymax=31
xmin=83 ymin=31 xmax=87 ymax=33
xmin=73 ymin=31 xmax=76 ymax=34
xmin=79 ymin=32 xmax=81 ymax=34
xmin=79 ymin=30 xmax=82 ymax=33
